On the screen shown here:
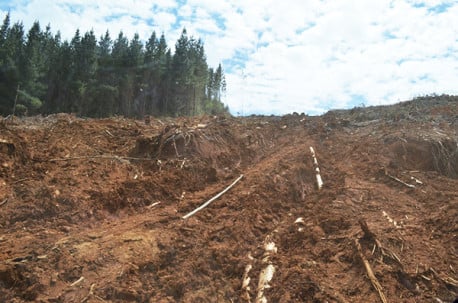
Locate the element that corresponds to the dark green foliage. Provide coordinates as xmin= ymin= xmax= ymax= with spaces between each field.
xmin=0 ymin=13 xmax=228 ymax=117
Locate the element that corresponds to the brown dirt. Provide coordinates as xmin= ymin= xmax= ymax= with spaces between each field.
xmin=0 ymin=98 xmax=457 ymax=302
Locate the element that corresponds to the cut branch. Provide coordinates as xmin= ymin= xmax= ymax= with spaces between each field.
xmin=354 ymin=239 xmax=388 ymax=303
xmin=255 ymin=240 xmax=277 ymax=303
xmin=385 ymin=171 xmax=415 ymax=188
xmin=49 ymin=155 xmax=155 ymax=162
xmin=310 ymin=147 xmax=323 ymax=190
xmin=70 ymin=276 xmax=85 ymax=287
xmin=182 ymin=174 xmax=244 ymax=219
xmin=0 ymin=198 xmax=8 ymax=207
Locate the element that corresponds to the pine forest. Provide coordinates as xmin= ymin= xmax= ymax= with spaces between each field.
xmin=0 ymin=13 xmax=228 ymax=118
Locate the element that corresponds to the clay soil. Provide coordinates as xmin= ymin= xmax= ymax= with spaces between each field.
xmin=0 ymin=96 xmax=457 ymax=302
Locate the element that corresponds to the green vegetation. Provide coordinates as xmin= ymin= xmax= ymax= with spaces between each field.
xmin=0 ymin=13 xmax=228 ymax=117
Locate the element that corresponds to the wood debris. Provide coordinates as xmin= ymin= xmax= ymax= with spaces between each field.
xmin=182 ymin=174 xmax=244 ymax=219
xmin=310 ymin=147 xmax=323 ymax=190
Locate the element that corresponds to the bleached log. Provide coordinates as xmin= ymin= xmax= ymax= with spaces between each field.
xmin=310 ymin=147 xmax=323 ymax=190
xmin=255 ymin=241 xmax=277 ymax=303
xmin=182 ymin=174 xmax=244 ymax=219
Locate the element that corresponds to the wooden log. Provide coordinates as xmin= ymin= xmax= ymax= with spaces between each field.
xmin=182 ymin=174 xmax=244 ymax=219
xmin=310 ymin=147 xmax=323 ymax=190
xmin=255 ymin=241 xmax=277 ymax=303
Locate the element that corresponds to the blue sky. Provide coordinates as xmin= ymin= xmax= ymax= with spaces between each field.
xmin=1 ymin=0 xmax=457 ymax=115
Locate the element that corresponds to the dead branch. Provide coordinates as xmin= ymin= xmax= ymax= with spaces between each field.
xmin=104 ymin=129 xmax=114 ymax=137
xmin=382 ymin=211 xmax=401 ymax=229
xmin=146 ymin=202 xmax=161 ymax=209
xmin=385 ymin=171 xmax=415 ymax=188
xmin=359 ymin=219 xmax=403 ymax=268
xmin=11 ymin=178 xmax=30 ymax=184
xmin=354 ymin=239 xmax=388 ymax=303
xmin=359 ymin=219 xmax=378 ymax=240
xmin=310 ymin=146 xmax=323 ymax=190
xmin=70 ymin=276 xmax=85 ymax=287
xmin=49 ymin=155 xmax=155 ymax=162
xmin=182 ymin=174 xmax=244 ymax=219
xmin=255 ymin=240 xmax=277 ymax=303
xmin=0 ymin=198 xmax=8 ymax=207
xmin=81 ymin=283 xmax=106 ymax=302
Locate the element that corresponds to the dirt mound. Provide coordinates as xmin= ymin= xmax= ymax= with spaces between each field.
xmin=0 ymin=100 xmax=457 ymax=302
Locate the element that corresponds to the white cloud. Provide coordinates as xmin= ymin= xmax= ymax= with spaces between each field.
xmin=3 ymin=0 xmax=458 ymax=115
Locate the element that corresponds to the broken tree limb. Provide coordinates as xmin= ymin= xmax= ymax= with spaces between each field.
xmin=49 ymin=155 xmax=155 ymax=162
xmin=255 ymin=240 xmax=277 ymax=303
xmin=310 ymin=147 xmax=323 ymax=190
xmin=70 ymin=276 xmax=85 ymax=287
xmin=354 ymin=239 xmax=388 ymax=303
xmin=385 ymin=171 xmax=415 ymax=188
xmin=182 ymin=174 xmax=244 ymax=219
xmin=0 ymin=198 xmax=8 ymax=207
xmin=358 ymin=219 xmax=403 ymax=268
xmin=382 ymin=211 xmax=401 ymax=229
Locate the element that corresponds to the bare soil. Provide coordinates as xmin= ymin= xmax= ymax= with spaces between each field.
xmin=0 ymin=96 xmax=457 ymax=302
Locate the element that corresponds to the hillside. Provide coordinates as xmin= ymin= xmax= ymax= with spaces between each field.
xmin=0 ymin=95 xmax=457 ymax=302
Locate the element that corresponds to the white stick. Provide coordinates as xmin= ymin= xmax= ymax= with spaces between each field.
xmin=310 ymin=147 xmax=323 ymax=190
xmin=70 ymin=276 xmax=85 ymax=287
xmin=182 ymin=174 xmax=244 ymax=219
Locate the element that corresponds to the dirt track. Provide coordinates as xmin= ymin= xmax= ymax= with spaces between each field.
xmin=0 ymin=97 xmax=457 ymax=302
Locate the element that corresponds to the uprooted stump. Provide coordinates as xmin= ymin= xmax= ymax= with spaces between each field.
xmin=389 ymin=137 xmax=458 ymax=179
xmin=129 ymin=124 xmax=254 ymax=171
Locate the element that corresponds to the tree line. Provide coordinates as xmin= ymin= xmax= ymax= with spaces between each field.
xmin=0 ymin=13 xmax=228 ymax=118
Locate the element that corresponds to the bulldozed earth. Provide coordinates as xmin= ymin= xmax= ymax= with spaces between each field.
xmin=0 ymin=95 xmax=457 ymax=302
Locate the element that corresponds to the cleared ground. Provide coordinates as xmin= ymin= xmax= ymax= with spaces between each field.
xmin=0 ymin=96 xmax=457 ymax=302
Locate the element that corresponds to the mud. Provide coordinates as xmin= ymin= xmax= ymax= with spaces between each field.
xmin=0 ymin=97 xmax=457 ymax=302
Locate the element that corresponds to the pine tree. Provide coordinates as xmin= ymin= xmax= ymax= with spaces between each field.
xmin=172 ymin=28 xmax=191 ymax=115
xmin=0 ymin=14 xmax=228 ymax=117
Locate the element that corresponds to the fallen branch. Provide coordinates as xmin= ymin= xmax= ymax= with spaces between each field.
xmin=146 ymin=202 xmax=161 ymax=209
xmin=354 ymin=239 xmax=388 ymax=303
xmin=182 ymin=174 xmax=244 ymax=219
xmin=81 ymin=283 xmax=106 ymax=302
xmin=359 ymin=219 xmax=402 ymax=267
xmin=0 ymin=198 xmax=8 ymax=207
xmin=104 ymin=129 xmax=114 ymax=137
xmin=382 ymin=211 xmax=401 ymax=229
xmin=385 ymin=171 xmax=415 ymax=189
xmin=11 ymin=178 xmax=30 ymax=184
xmin=255 ymin=240 xmax=277 ymax=303
xmin=70 ymin=276 xmax=85 ymax=287
xmin=49 ymin=155 xmax=155 ymax=162
xmin=310 ymin=147 xmax=323 ymax=190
